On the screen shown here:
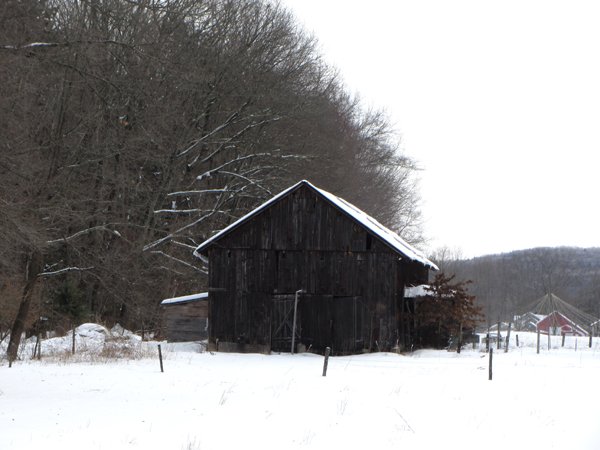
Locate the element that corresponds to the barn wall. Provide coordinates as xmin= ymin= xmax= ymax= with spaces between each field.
xmin=162 ymin=301 xmax=208 ymax=342
xmin=207 ymin=184 xmax=426 ymax=354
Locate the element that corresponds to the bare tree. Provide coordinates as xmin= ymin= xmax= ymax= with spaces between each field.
xmin=1 ymin=0 xmax=425 ymax=357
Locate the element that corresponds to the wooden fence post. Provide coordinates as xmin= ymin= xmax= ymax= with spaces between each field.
xmin=561 ymin=333 xmax=565 ymax=347
xmin=488 ymin=348 xmax=493 ymax=381
xmin=504 ymin=322 xmax=512 ymax=353
xmin=32 ymin=334 xmax=39 ymax=359
xmin=536 ymin=329 xmax=540 ymax=354
xmin=322 ymin=347 xmax=331 ymax=377
xmin=158 ymin=344 xmax=164 ymax=373
xmin=497 ymin=322 xmax=501 ymax=350
xmin=516 ymin=334 xmax=519 ymax=347
xmin=72 ymin=326 xmax=76 ymax=355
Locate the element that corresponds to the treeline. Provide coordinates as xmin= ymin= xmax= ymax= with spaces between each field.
xmin=436 ymin=247 xmax=600 ymax=324
xmin=0 ymin=0 xmax=422 ymax=348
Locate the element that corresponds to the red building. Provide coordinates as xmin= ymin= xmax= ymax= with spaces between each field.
xmin=536 ymin=311 xmax=588 ymax=336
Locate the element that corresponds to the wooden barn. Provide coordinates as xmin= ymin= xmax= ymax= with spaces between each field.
xmin=160 ymin=293 xmax=208 ymax=342
xmin=194 ymin=180 xmax=438 ymax=354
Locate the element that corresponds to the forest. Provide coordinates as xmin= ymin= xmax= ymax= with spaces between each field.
xmin=0 ymin=0 xmax=423 ymax=352
xmin=436 ymin=246 xmax=600 ymax=325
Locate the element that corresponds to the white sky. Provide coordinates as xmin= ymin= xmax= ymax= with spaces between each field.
xmin=282 ymin=0 xmax=600 ymax=257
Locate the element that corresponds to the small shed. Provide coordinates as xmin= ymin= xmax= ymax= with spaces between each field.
xmin=194 ymin=180 xmax=437 ymax=354
xmin=536 ymin=311 xmax=588 ymax=336
xmin=160 ymin=293 xmax=208 ymax=342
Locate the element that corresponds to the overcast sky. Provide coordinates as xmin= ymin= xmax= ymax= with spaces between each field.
xmin=283 ymin=0 xmax=600 ymax=258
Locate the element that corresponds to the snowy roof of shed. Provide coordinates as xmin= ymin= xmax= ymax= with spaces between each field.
xmin=404 ymin=285 xmax=431 ymax=298
xmin=161 ymin=292 xmax=208 ymax=306
xmin=193 ymin=180 xmax=437 ymax=270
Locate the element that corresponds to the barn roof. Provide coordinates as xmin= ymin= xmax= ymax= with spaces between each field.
xmin=161 ymin=292 xmax=208 ymax=306
xmin=193 ymin=180 xmax=437 ymax=270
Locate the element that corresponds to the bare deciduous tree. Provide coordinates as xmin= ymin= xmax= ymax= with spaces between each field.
xmin=1 ymin=0 xmax=425 ymax=359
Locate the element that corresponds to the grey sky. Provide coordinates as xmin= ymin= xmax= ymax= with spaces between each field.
xmin=283 ymin=0 xmax=600 ymax=257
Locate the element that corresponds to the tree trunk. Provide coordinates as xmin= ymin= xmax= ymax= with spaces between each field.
xmin=7 ymin=250 xmax=43 ymax=365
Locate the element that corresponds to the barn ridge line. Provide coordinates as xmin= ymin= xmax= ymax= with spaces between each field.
xmin=193 ymin=180 xmax=437 ymax=270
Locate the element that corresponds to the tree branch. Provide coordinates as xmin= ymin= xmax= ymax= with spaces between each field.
xmin=0 ymin=40 xmax=133 ymax=51
xmin=47 ymin=225 xmax=121 ymax=245
xmin=150 ymin=251 xmax=207 ymax=274
xmin=38 ymin=266 xmax=94 ymax=277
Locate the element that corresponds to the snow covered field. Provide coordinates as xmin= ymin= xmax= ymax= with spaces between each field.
xmin=2 ymin=327 xmax=600 ymax=450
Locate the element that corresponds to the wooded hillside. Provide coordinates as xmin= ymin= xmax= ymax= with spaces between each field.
xmin=0 ymin=0 xmax=423 ymax=342
xmin=441 ymin=247 xmax=600 ymax=325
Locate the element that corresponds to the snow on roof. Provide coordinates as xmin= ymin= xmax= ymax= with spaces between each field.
xmin=194 ymin=180 xmax=438 ymax=270
xmin=161 ymin=292 xmax=208 ymax=306
xmin=404 ymin=285 xmax=431 ymax=298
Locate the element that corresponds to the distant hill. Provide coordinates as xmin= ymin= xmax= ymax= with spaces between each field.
xmin=439 ymin=247 xmax=600 ymax=324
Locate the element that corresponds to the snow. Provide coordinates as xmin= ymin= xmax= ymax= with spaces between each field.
xmin=404 ymin=284 xmax=430 ymax=298
xmin=160 ymin=292 xmax=208 ymax=305
xmin=193 ymin=180 xmax=438 ymax=270
xmin=2 ymin=329 xmax=600 ymax=450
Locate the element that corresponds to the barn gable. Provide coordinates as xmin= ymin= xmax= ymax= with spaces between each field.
xmin=194 ymin=180 xmax=437 ymax=271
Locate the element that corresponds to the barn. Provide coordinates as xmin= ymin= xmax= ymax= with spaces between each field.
xmin=160 ymin=293 xmax=208 ymax=342
xmin=536 ymin=311 xmax=588 ymax=336
xmin=193 ymin=180 xmax=437 ymax=355
xmin=525 ymin=293 xmax=595 ymax=337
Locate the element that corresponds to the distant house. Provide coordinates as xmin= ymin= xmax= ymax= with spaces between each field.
xmin=514 ymin=312 xmax=546 ymax=332
xmin=521 ymin=293 xmax=596 ymax=337
xmin=536 ymin=311 xmax=588 ymax=336
xmin=160 ymin=293 xmax=208 ymax=342
xmin=193 ymin=180 xmax=437 ymax=354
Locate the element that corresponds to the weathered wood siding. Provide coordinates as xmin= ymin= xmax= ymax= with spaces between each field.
xmin=162 ymin=300 xmax=208 ymax=342
xmin=206 ymin=184 xmax=427 ymax=354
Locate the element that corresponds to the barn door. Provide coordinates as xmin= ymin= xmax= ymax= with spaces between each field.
xmin=271 ymin=295 xmax=300 ymax=352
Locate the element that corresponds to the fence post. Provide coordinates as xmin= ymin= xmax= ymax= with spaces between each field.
xmin=322 ymin=347 xmax=331 ymax=377
xmin=497 ymin=322 xmax=501 ymax=350
xmin=536 ymin=329 xmax=540 ymax=354
xmin=291 ymin=289 xmax=304 ymax=354
xmin=488 ymin=348 xmax=493 ymax=381
xmin=72 ymin=326 xmax=76 ymax=355
xmin=158 ymin=344 xmax=164 ymax=373
xmin=504 ymin=322 xmax=512 ymax=353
